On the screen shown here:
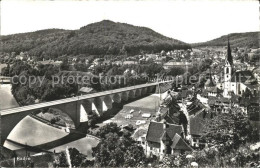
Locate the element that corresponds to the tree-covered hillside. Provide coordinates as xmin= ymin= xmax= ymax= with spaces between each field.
xmin=192 ymin=32 xmax=259 ymax=48
xmin=0 ymin=20 xmax=191 ymax=59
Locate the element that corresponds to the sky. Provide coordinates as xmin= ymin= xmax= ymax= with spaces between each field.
xmin=0 ymin=0 xmax=259 ymax=43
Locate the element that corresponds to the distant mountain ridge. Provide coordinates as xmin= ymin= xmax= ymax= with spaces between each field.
xmin=0 ymin=20 xmax=191 ymax=59
xmin=192 ymin=32 xmax=259 ymax=48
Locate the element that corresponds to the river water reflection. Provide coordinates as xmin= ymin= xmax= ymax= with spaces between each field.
xmin=0 ymin=84 xmax=19 ymax=110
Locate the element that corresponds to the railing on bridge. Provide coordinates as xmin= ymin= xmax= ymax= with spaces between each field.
xmin=0 ymin=80 xmax=174 ymax=115
xmin=0 ymin=76 xmax=11 ymax=84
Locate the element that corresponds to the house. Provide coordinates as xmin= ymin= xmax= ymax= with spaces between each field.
xmin=79 ymin=87 xmax=94 ymax=95
xmin=37 ymin=60 xmax=62 ymax=66
xmin=155 ymin=91 xmax=188 ymax=133
xmin=145 ymin=121 xmax=192 ymax=160
xmin=189 ymin=109 xmax=213 ymax=148
xmin=132 ymin=128 xmax=147 ymax=148
xmin=187 ymin=99 xmax=207 ymax=116
xmin=163 ymin=61 xmax=192 ymax=70
xmin=203 ymin=76 xmax=222 ymax=97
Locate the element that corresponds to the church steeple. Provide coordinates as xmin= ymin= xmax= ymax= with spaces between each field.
xmin=223 ymin=36 xmax=233 ymax=98
xmin=227 ymin=37 xmax=233 ymax=65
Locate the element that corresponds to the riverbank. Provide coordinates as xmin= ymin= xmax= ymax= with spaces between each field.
xmin=0 ymin=84 xmax=19 ymax=110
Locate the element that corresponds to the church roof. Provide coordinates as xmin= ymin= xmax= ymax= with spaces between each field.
xmin=231 ymin=70 xmax=254 ymax=83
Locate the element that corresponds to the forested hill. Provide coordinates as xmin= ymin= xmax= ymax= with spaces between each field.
xmin=192 ymin=32 xmax=259 ymax=48
xmin=0 ymin=20 xmax=191 ymax=59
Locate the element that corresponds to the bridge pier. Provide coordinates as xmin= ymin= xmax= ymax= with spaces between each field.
xmin=135 ymin=89 xmax=142 ymax=98
xmin=103 ymin=95 xmax=113 ymax=110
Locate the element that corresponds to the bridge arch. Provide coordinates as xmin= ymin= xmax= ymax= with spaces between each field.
xmin=93 ymin=97 xmax=103 ymax=115
xmin=121 ymin=91 xmax=129 ymax=102
xmin=128 ymin=90 xmax=136 ymax=99
xmin=148 ymin=86 xmax=156 ymax=93
xmin=141 ymin=87 xmax=148 ymax=96
xmin=112 ymin=93 xmax=121 ymax=103
xmin=103 ymin=95 xmax=113 ymax=110
xmin=52 ymin=101 xmax=80 ymax=127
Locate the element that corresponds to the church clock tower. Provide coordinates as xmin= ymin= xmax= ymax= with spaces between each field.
xmin=223 ymin=38 xmax=233 ymax=98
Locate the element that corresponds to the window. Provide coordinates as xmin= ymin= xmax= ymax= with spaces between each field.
xmin=226 ymin=67 xmax=229 ymax=74
xmin=150 ymin=147 xmax=153 ymax=150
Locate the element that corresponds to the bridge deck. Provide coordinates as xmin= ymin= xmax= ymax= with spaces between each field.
xmin=0 ymin=81 xmax=172 ymax=115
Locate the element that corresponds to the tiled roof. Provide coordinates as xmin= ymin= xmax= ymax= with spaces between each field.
xmin=187 ymin=99 xmax=206 ymax=116
xmin=205 ymin=87 xmax=221 ymax=93
xmin=132 ymin=128 xmax=147 ymax=140
xmin=164 ymin=114 xmax=179 ymax=125
xmin=205 ymin=78 xmax=215 ymax=87
xmin=190 ymin=110 xmax=212 ymax=136
xmin=244 ymin=83 xmax=260 ymax=89
xmin=240 ymin=96 xmax=260 ymax=106
xmin=208 ymin=97 xmax=217 ymax=106
xmin=219 ymin=97 xmax=230 ymax=103
xmin=146 ymin=121 xmax=183 ymax=143
xmin=171 ymin=133 xmax=193 ymax=151
xmin=181 ymin=90 xmax=193 ymax=98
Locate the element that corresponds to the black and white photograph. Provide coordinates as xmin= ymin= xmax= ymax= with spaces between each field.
xmin=0 ymin=0 xmax=259 ymax=167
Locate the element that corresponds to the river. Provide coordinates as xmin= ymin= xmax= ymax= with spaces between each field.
xmin=0 ymin=84 xmax=19 ymax=110
xmin=0 ymin=63 xmax=19 ymax=110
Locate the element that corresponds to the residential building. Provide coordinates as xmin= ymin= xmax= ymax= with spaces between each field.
xmin=145 ymin=121 xmax=192 ymax=160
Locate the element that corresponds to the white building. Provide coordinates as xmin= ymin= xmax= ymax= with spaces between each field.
xmin=223 ymin=40 xmax=258 ymax=98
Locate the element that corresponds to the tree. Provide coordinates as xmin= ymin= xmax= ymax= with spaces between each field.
xmin=96 ymin=122 xmax=121 ymax=139
xmin=69 ymin=148 xmax=84 ymax=167
xmin=60 ymin=58 xmax=70 ymax=71
xmin=88 ymin=111 xmax=99 ymax=127
xmin=1 ymin=64 xmax=10 ymax=76
xmin=124 ymin=145 xmax=146 ymax=167
xmin=200 ymin=109 xmax=258 ymax=165
xmin=93 ymin=123 xmax=147 ymax=167
xmin=165 ymin=66 xmax=186 ymax=77
xmin=58 ymin=152 xmax=69 ymax=167
xmin=74 ymin=63 xmax=90 ymax=72
xmin=198 ymin=59 xmax=212 ymax=72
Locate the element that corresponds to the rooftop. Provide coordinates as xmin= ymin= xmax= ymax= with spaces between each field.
xmin=171 ymin=133 xmax=193 ymax=151
xmin=231 ymin=70 xmax=254 ymax=83
xmin=146 ymin=121 xmax=183 ymax=143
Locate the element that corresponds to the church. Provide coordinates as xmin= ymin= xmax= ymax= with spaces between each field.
xmin=222 ymin=40 xmax=258 ymax=98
